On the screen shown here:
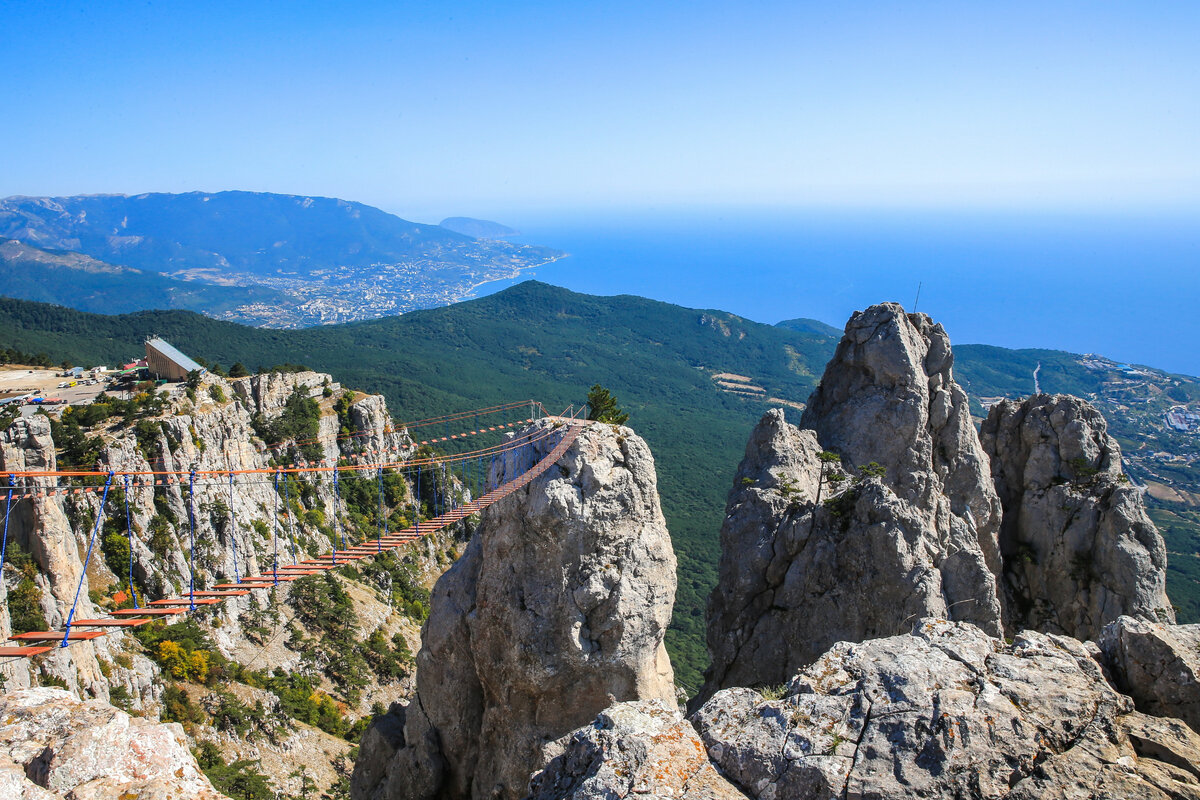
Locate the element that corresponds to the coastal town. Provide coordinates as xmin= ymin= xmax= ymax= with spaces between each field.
xmin=197 ymin=252 xmax=565 ymax=328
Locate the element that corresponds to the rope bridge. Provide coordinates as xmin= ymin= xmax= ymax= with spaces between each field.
xmin=0 ymin=401 xmax=590 ymax=660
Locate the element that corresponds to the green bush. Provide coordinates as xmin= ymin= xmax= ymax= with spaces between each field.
xmin=195 ymin=741 xmax=276 ymax=800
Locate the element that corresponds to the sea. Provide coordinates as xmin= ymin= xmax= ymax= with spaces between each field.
xmin=473 ymin=207 xmax=1200 ymax=377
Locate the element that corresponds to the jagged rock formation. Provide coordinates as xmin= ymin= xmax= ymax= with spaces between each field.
xmin=982 ymin=394 xmax=1174 ymax=638
xmin=352 ymin=420 xmax=677 ymax=800
xmin=536 ymin=620 xmax=1200 ymax=799
xmin=0 ymin=687 xmax=229 ymax=799
xmin=528 ymin=699 xmax=742 ymax=800
xmin=1101 ymin=615 xmax=1200 ymax=733
xmin=703 ymin=304 xmax=1004 ymax=700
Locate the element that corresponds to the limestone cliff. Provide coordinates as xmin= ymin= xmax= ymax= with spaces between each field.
xmin=352 ymin=420 xmax=677 ymax=800
xmin=982 ymin=393 xmax=1174 ymax=638
xmin=0 ymin=370 xmax=409 ymax=706
xmin=703 ymin=304 xmax=1004 ymax=700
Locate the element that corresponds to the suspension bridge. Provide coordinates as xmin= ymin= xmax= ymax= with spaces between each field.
xmin=0 ymin=400 xmax=590 ymax=660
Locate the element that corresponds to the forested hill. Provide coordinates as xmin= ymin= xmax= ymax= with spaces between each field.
xmin=3 ymin=281 xmax=1199 ymax=690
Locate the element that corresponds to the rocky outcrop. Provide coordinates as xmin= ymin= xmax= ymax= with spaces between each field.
xmin=352 ymin=420 xmax=677 ymax=800
xmin=528 ymin=700 xmax=743 ymax=800
xmin=692 ymin=619 xmax=1200 ymax=799
xmin=0 ymin=687 xmax=229 ymax=799
xmin=535 ymin=620 xmax=1200 ymax=799
xmin=703 ymin=304 xmax=1003 ymax=700
xmin=0 ymin=370 xmax=411 ymax=703
xmin=982 ymin=394 xmax=1173 ymax=638
xmin=1101 ymin=615 xmax=1200 ymax=733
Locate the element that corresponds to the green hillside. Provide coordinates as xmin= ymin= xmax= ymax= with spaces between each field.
xmin=2 ymin=283 xmax=1199 ymax=691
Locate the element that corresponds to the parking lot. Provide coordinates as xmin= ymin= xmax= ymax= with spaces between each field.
xmin=0 ymin=366 xmax=124 ymax=416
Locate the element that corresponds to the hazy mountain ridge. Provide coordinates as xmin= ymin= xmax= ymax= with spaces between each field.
xmin=0 ymin=236 xmax=287 ymax=315
xmin=0 ymin=192 xmax=563 ymax=327
xmin=439 ymin=216 xmax=520 ymax=239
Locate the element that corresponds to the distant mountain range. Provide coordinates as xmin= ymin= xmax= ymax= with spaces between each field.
xmin=0 ymin=192 xmax=563 ymax=327
xmin=1 ymin=281 xmax=1197 ymax=689
xmin=438 ymin=217 xmax=520 ymax=239
xmin=0 ymin=237 xmax=287 ymax=315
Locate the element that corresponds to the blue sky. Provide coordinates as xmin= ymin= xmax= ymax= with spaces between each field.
xmin=4 ymin=1 xmax=1199 ymax=222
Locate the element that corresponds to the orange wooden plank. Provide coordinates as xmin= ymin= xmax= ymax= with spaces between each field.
xmin=0 ymin=645 xmax=55 ymax=657
xmin=112 ymin=607 xmax=186 ymax=617
xmin=148 ymin=598 xmax=223 ymax=606
xmin=70 ymin=618 xmax=154 ymax=627
xmin=10 ymin=630 xmax=106 ymax=641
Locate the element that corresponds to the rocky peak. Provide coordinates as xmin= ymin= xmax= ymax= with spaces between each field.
xmin=800 ymin=304 xmax=1002 ymax=556
xmin=702 ymin=303 xmax=1004 ymax=702
xmin=352 ymin=420 xmax=677 ymax=800
xmin=982 ymin=393 xmax=1173 ymax=638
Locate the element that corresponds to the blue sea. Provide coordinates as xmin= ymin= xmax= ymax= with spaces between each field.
xmin=474 ymin=207 xmax=1200 ymax=377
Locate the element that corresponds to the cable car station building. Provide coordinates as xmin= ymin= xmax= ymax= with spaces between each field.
xmin=144 ymin=337 xmax=205 ymax=382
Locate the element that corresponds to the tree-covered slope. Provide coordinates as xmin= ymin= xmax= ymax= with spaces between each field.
xmin=2 ymin=283 xmax=1199 ymax=691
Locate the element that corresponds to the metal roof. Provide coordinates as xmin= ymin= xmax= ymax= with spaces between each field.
xmin=145 ymin=338 xmax=205 ymax=374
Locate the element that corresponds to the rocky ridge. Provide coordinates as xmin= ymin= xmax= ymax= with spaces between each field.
xmin=535 ymin=619 xmax=1200 ymax=799
xmin=353 ymin=419 xmax=678 ymax=800
xmin=0 ymin=370 xmax=409 ymax=702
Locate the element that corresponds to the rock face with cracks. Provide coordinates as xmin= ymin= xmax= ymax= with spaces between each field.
xmin=1101 ymin=615 xmax=1200 ymax=733
xmin=692 ymin=619 xmax=1200 ymax=799
xmin=351 ymin=420 xmax=677 ymax=800
xmin=0 ymin=687 xmax=229 ymax=799
xmin=703 ymin=303 xmax=1004 ymax=700
xmin=982 ymin=394 xmax=1173 ymax=639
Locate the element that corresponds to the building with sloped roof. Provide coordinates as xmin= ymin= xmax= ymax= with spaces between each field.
xmin=145 ymin=338 xmax=205 ymax=382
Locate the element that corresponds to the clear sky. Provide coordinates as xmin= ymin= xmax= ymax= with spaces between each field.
xmin=4 ymin=1 xmax=1199 ymax=222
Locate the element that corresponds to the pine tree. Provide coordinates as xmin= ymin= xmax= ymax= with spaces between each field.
xmin=586 ymin=384 xmax=629 ymax=425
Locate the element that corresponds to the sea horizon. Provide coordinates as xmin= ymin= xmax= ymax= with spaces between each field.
xmin=464 ymin=206 xmax=1200 ymax=377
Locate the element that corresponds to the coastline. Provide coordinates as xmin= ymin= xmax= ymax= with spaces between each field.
xmin=456 ymin=253 xmax=569 ymax=301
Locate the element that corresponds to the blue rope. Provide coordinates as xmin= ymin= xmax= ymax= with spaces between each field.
xmin=415 ymin=466 xmax=421 ymax=537
xmin=332 ymin=465 xmax=344 ymax=565
xmin=377 ymin=465 xmax=384 ymax=553
xmin=63 ymin=472 xmax=114 ymax=647
xmin=188 ymin=471 xmax=197 ymax=610
xmin=0 ymin=475 xmax=14 ymax=578
xmin=282 ymin=472 xmax=297 ymax=565
xmin=123 ymin=475 xmax=139 ymax=609
xmin=272 ymin=469 xmax=281 ymax=585
xmin=227 ymin=472 xmax=240 ymax=583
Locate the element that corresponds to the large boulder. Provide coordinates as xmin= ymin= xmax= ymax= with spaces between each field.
xmin=703 ymin=304 xmax=1004 ymax=700
xmin=982 ymin=394 xmax=1174 ymax=638
xmin=352 ymin=420 xmax=677 ymax=800
xmin=528 ymin=699 xmax=743 ymax=800
xmin=1100 ymin=615 xmax=1200 ymax=732
xmin=694 ymin=619 xmax=1200 ymax=799
xmin=0 ymin=687 xmax=228 ymax=799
